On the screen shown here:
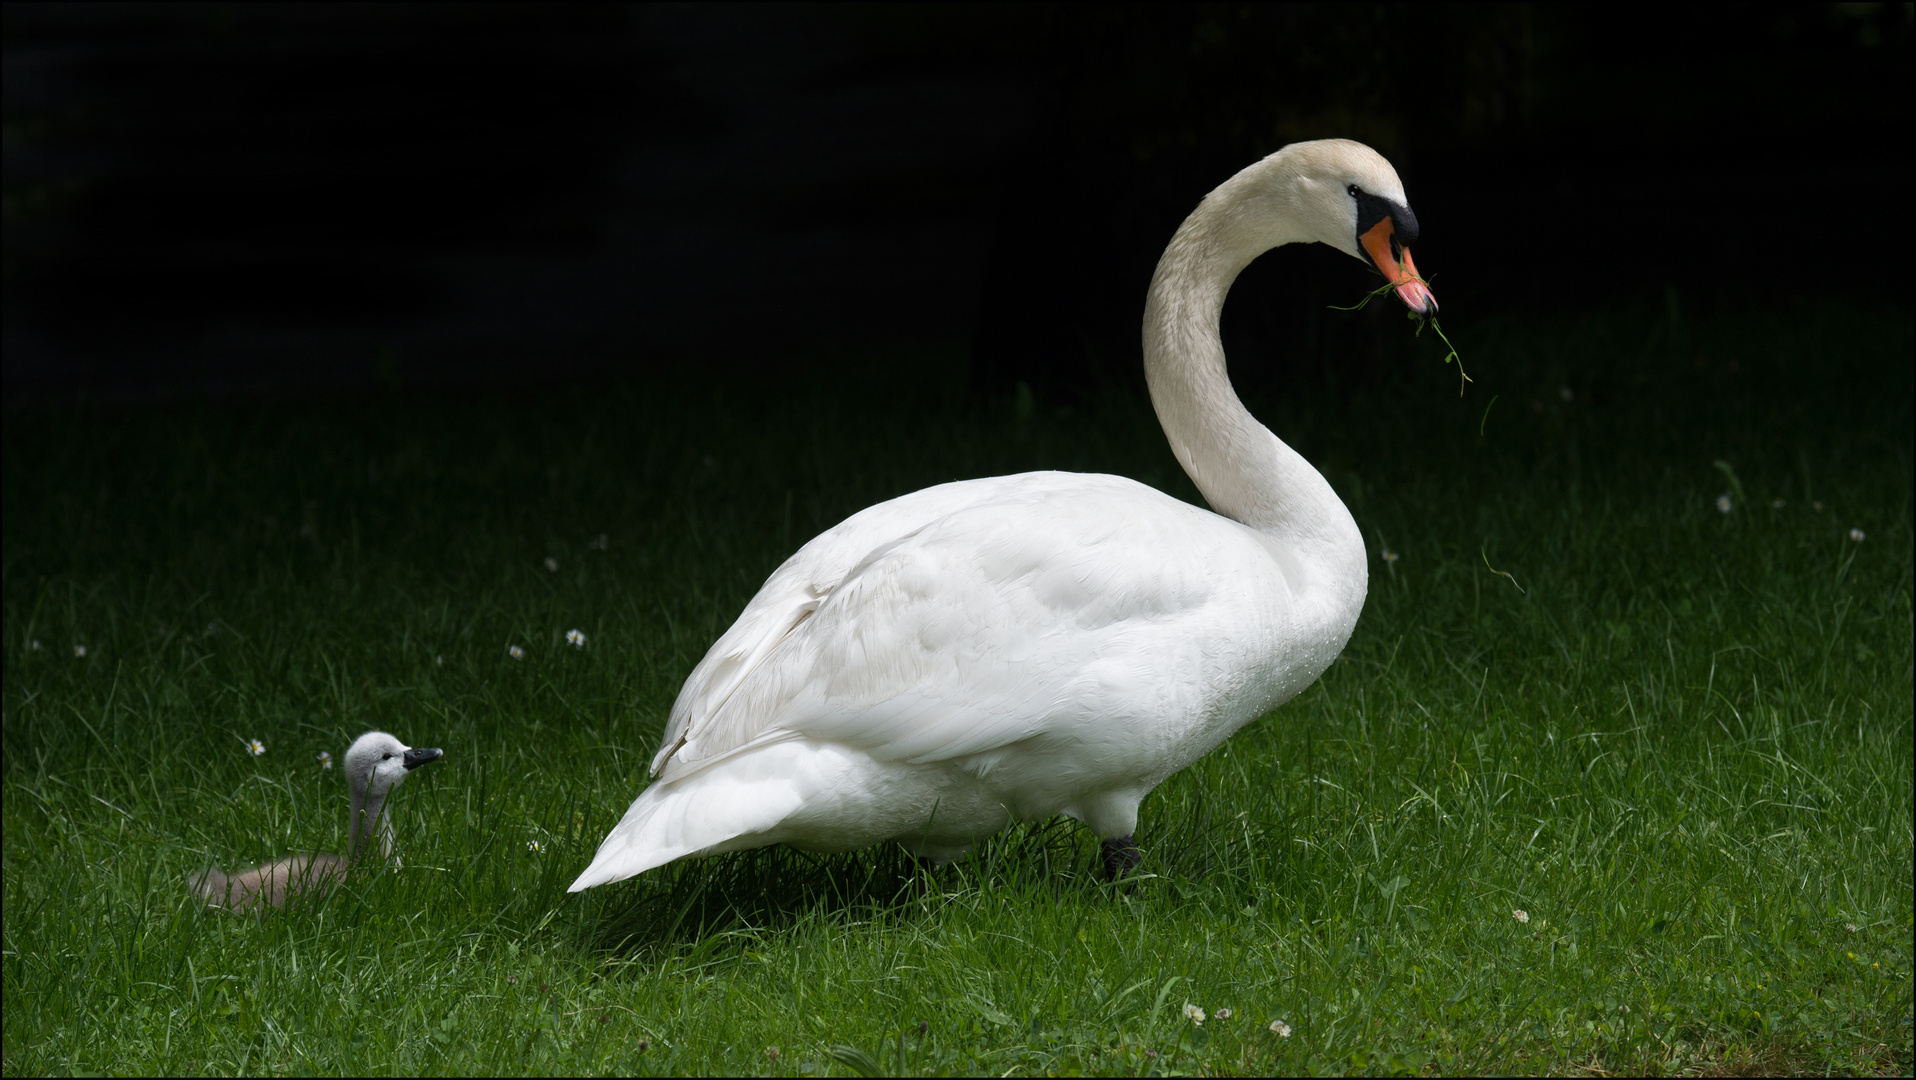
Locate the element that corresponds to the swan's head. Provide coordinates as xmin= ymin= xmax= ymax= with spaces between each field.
xmin=1268 ymin=139 xmax=1436 ymax=316
xmin=344 ymin=730 xmax=443 ymax=804
xmin=342 ymin=730 xmax=441 ymax=862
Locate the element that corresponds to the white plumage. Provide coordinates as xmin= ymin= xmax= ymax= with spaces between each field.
xmin=571 ymin=139 xmax=1435 ymax=891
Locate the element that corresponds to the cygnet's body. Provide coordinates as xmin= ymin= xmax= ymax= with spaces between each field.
xmin=193 ymin=731 xmax=442 ymax=911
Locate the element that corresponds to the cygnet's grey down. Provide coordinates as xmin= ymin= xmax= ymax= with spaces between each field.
xmin=193 ymin=731 xmax=443 ymax=911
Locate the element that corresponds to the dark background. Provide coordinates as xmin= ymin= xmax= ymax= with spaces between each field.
xmin=4 ymin=2 xmax=1911 ymax=407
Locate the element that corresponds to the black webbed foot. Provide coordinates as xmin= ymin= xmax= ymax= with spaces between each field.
xmin=1099 ymin=835 xmax=1142 ymax=881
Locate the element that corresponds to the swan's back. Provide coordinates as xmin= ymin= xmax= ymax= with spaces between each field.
xmin=193 ymin=852 xmax=349 ymax=912
xmin=659 ymin=473 xmax=1322 ymax=778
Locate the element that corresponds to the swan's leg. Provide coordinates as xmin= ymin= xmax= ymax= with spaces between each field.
xmin=1099 ymin=836 xmax=1142 ymax=880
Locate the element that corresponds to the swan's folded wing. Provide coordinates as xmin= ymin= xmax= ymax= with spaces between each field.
xmin=658 ymin=475 xmax=1267 ymax=782
xmin=651 ymin=476 xmax=1060 ymax=776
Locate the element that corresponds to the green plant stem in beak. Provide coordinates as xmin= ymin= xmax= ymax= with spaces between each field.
xmin=1330 ymin=280 xmax=1471 ymax=396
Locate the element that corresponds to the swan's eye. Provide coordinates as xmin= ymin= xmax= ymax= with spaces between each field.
xmin=1347 ymin=184 xmax=1361 ymax=197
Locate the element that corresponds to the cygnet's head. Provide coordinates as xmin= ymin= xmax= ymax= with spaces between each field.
xmin=344 ymin=731 xmax=443 ymax=802
xmin=1256 ymin=138 xmax=1436 ymax=315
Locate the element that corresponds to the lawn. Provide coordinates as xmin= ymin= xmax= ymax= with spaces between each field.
xmin=3 ymin=300 xmax=1910 ymax=1076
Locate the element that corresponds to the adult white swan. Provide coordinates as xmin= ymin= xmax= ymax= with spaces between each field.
xmin=571 ymin=139 xmax=1434 ymax=890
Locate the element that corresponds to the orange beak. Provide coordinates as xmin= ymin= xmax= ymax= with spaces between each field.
xmin=1360 ymin=217 xmax=1436 ymax=316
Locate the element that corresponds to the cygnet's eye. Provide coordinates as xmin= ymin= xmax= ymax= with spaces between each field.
xmin=382 ymin=753 xmax=392 ymax=760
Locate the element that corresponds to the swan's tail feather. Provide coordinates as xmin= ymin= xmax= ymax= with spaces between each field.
xmin=191 ymin=866 xmax=234 ymax=908
xmin=568 ymin=738 xmax=856 ymax=891
xmin=566 ymin=776 xmax=796 ymax=891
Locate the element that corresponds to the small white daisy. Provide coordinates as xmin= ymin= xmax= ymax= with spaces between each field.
xmin=29 ymin=640 xmax=41 ymax=651
xmin=1844 ymin=922 xmax=1859 ymax=934
xmin=1183 ymin=1003 xmax=1205 ymax=1026
xmin=248 ymin=739 xmax=267 ymax=757
xmin=73 ymin=644 xmax=87 ymax=658
xmin=1715 ymin=494 xmax=1732 ymax=514
xmin=527 ymin=840 xmax=544 ymax=853
xmin=1848 ymin=528 xmax=1865 ymax=542
xmin=544 ymin=557 xmax=559 ymax=572
xmin=1214 ymin=1007 xmax=1233 ymax=1020
xmin=1382 ymin=548 xmax=1399 ymax=564
xmin=508 ymin=644 xmax=525 ymax=660
xmin=434 ymin=655 xmax=444 ymax=666
xmin=1269 ymin=1019 xmax=1292 ymax=1037
xmin=1513 ymin=909 xmax=1530 ymax=924
xmin=317 ymin=750 xmax=333 ymax=769
xmin=566 ymin=629 xmax=586 ymax=648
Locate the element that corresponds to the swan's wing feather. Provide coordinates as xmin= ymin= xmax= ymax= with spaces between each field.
xmin=659 ymin=473 xmax=1284 ymax=781
xmin=650 ymin=476 xmax=1044 ymax=776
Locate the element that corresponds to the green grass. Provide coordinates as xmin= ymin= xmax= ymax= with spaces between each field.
xmin=4 ymin=301 xmax=1911 ymax=1076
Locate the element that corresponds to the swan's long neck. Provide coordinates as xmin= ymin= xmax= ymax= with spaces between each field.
xmin=1142 ymin=162 xmax=1366 ymax=609
xmin=347 ymin=785 xmax=393 ymax=863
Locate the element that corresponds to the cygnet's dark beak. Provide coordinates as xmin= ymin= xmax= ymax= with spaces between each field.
xmin=403 ymin=747 xmax=444 ymax=770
